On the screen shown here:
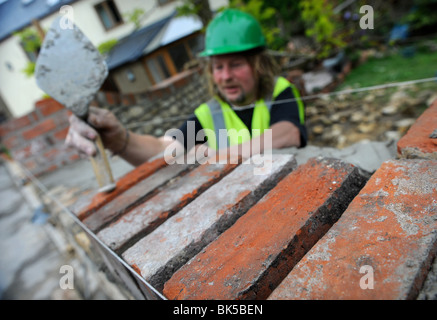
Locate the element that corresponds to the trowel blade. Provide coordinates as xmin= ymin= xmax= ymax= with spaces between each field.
xmin=35 ymin=16 xmax=108 ymax=119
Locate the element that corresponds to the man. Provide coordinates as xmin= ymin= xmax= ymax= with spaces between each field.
xmin=66 ymin=9 xmax=307 ymax=166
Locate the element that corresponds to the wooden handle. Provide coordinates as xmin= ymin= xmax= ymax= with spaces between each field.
xmin=89 ymin=134 xmax=116 ymax=192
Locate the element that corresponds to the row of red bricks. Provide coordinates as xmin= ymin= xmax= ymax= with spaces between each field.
xmin=71 ymin=100 xmax=437 ymax=299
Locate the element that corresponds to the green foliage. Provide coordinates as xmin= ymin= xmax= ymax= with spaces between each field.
xmin=14 ymin=27 xmax=42 ymax=53
xmin=0 ymin=143 xmax=11 ymax=158
xmin=14 ymin=28 xmax=42 ymax=77
xmin=403 ymin=0 xmax=437 ymax=31
xmin=266 ymin=0 xmax=306 ymax=35
xmin=97 ymin=39 xmax=118 ymax=55
xmin=337 ymin=46 xmax=437 ymax=90
xmin=177 ymin=0 xmax=202 ymax=17
xmin=229 ymin=0 xmax=284 ymax=50
xmin=176 ymin=0 xmax=213 ymax=29
xmin=22 ymin=61 xmax=35 ymax=78
xmin=123 ymin=8 xmax=146 ymax=30
xmin=300 ymin=0 xmax=347 ymax=58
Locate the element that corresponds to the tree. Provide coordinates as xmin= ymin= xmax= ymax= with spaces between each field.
xmin=300 ymin=0 xmax=347 ymax=58
xmin=228 ymin=0 xmax=284 ymax=50
xmin=176 ymin=0 xmax=213 ymax=28
xmin=123 ymin=8 xmax=146 ymax=30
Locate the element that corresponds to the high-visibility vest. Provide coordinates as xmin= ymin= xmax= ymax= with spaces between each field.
xmin=194 ymin=76 xmax=304 ymax=150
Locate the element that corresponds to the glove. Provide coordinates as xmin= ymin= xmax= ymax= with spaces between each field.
xmin=65 ymin=106 xmax=126 ymax=156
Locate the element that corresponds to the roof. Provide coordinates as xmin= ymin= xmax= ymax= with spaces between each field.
xmin=105 ymin=12 xmax=203 ymax=70
xmin=0 ymin=0 xmax=78 ymax=42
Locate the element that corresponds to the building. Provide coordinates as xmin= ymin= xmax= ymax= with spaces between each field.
xmin=0 ymin=0 xmax=227 ymax=119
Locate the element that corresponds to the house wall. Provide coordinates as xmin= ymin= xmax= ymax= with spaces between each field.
xmin=112 ymin=62 xmax=152 ymax=94
xmin=0 ymin=35 xmax=47 ymax=118
xmin=113 ymin=32 xmax=203 ymax=94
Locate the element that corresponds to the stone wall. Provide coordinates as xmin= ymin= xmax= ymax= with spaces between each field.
xmin=95 ymin=67 xmax=210 ymax=137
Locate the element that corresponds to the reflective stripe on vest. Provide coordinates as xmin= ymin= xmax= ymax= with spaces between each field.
xmin=194 ymin=76 xmax=303 ymax=150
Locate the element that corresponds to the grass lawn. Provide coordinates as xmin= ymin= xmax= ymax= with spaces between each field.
xmin=337 ymin=44 xmax=437 ymax=90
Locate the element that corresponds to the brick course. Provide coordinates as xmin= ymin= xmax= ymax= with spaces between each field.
xmin=397 ymin=99 xmax=437 ymax=160
xmin=122 ymin=154 xmax=297 ymax=291
xmin=97 ymin=161 xmax=239 ymax=253
xmin=71 ymin=157 xmax=168 ymax=220
xmin=163 ymin=157 xmax=367 ymax=300
xmin=83 ymin=162 xmax=194 ymax=232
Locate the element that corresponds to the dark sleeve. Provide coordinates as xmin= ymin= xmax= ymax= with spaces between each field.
xmin=270 ymin=87 xmax=307 ymax=148
xmin=175 ymin=115 xmax=207 ymax=151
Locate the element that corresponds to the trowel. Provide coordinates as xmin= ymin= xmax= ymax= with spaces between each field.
xmin=35 ymin=16 xmax=116 ymax=193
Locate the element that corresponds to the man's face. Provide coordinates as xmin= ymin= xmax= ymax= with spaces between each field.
xmin=211 ymin=54 xmax=257 ymax=106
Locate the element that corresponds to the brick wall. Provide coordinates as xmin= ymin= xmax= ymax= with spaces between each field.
xmin=0 ymin=98 xmax=78 ymax=178
xmin=0 ymin=67 xmax=210 ymax=178
xmin=65 ymin=99 xmax=437 ymax=300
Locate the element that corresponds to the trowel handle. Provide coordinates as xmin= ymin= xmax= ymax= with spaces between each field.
xmin=89 ymin=133 xmax=116 ymax=193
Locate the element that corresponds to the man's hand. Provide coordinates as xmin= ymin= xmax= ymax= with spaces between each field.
xmin=65 ymin=106 xmax=126 ymax=156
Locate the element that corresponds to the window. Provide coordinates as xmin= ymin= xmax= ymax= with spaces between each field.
xmin=95 ymin=0 xmax=123 ymax=30
xmin=146 ymin=55 xmax=171 ymax=83
xmin=168 ymin=43 xmax=190 ymax=72
xmin=15 ymin=28 xmax=41 ymax=63
xmin=188 ymin=34 xmax=204 ymax=56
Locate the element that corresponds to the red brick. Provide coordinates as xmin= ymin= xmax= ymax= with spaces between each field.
xmin=105 ymin=92 xmax=117 ymax=106
xmin=23 ymin=159 xmax=37 ymax=171
xmin=97 ymin=161 xmax=239 ymax=253
xmin=35 ymin=98 xmax=64 ymax=116
xmin=43 ymin=148 xmax=60 ymax=160
xmin=82 ymin=162 xmax=193 ymax=232
xmin=268 ymin=159 xmax=437 ymax=300
xmin=53 ymin=126 xmax=69 ymax=141
xmin=397 ymin=99 xmax=437 ymax=159
xmin=12 ymin=138 xmax=49 ymax=161
xmin=71 ymin=157 xmax=168 ymax=220
xmin=22 ymin=118 xmax=57 ymax=140
xmin=122 ymin=154 xmax=297 ymax=291
xmin=0 ymin=114 xmax=32 ymax=137
xmin=2 ymin=135 xmax=21 ymax=149
xmin=163 ymin=158 xmax=367 ymax=300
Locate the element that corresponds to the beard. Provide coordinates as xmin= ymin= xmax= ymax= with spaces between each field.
xmin=218 ymin=86 xmax=248 ymax=106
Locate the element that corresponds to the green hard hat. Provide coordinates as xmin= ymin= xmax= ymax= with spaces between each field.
xmin=200 ymin=9 xmax=266 ymax=57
